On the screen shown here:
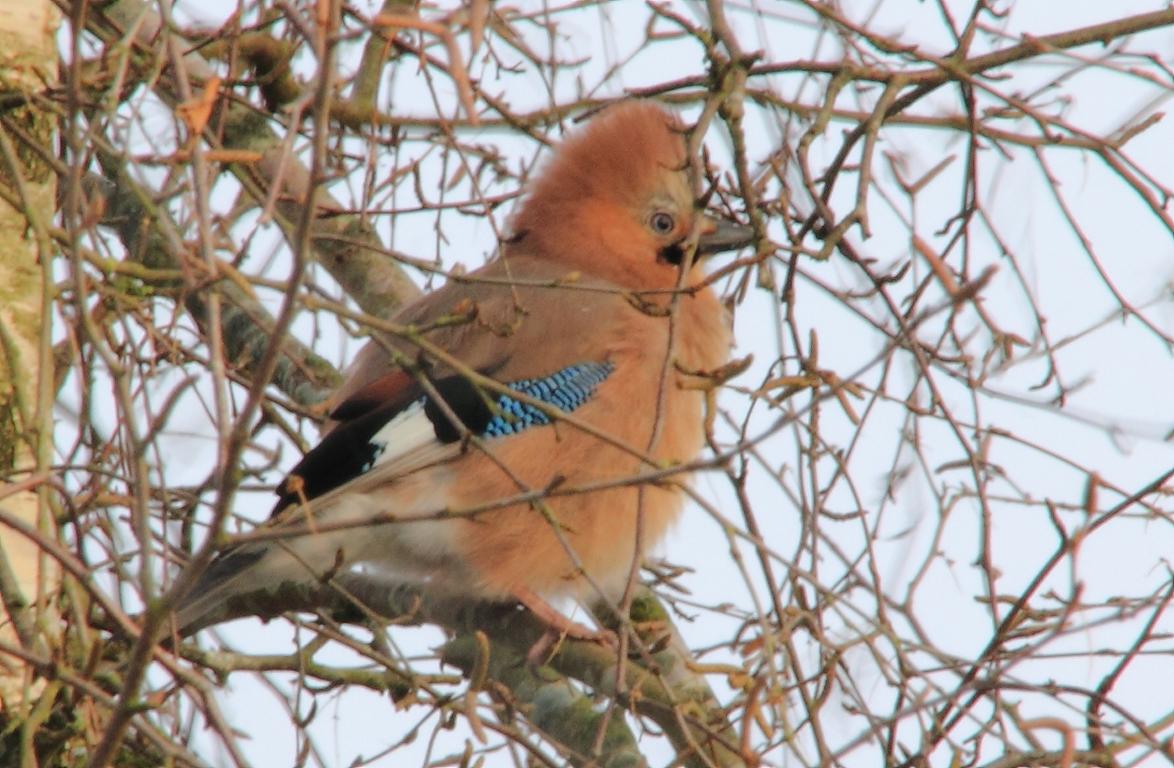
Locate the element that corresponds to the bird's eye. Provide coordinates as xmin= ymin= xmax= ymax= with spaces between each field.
xmin=649 ymin=211 xmax=676 ymax=235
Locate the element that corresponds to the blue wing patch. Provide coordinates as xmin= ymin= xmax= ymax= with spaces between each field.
xmin=483 ymin=361 xmax=614 ymax=437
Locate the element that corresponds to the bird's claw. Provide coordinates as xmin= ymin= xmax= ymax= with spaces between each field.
xmin=526 ymin=622 xmax=617 ymax=667
xmin=510 ymin=583 xmax=619 ymax=664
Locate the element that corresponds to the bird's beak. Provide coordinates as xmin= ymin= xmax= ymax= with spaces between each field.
xmin=697 ymin=216 xmax=755 ymax=255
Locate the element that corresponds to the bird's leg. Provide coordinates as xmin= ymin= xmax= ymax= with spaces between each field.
xmin=511 ymin=585 xmax=617 ymax=664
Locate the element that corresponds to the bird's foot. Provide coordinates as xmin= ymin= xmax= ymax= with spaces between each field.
xmin=511 ymin=585 xmax=617 ymax=665
xmin=525 ymin=623 xmax=618 ymax=667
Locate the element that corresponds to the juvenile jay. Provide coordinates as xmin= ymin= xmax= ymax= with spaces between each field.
xmin=174 ymin=101 xmax=751 ymax=637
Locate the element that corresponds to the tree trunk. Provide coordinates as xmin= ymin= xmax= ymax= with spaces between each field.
xmin=0 ymin=0 xmax=58 ymax=709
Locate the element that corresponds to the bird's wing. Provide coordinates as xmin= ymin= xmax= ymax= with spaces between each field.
xmin=271 ymin=254 xmax=623 ymax=517
xmin=175 ymin=257 xmax=627 ymax=632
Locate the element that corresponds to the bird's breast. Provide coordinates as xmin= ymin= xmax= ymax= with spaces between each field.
xmin=595 ymin=286 xmax=730 ymax=459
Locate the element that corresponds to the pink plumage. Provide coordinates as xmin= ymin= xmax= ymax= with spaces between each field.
xmin=175 ymin=101 xmax=751 ymax=639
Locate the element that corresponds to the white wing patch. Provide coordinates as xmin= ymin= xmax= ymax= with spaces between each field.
xmin=368 ymin=402 xmax=440 ymax=472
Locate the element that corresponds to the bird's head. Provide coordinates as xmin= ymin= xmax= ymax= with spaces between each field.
xmin=508 ymin=101 xmax=751 ymax=291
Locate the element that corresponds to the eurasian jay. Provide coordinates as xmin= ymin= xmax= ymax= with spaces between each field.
xmin=174 ymin=101 xmax=751 ymax=638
